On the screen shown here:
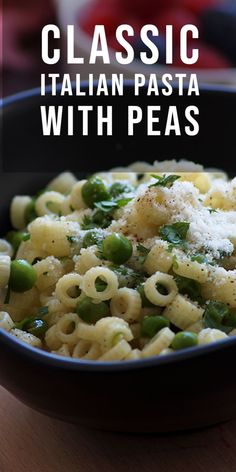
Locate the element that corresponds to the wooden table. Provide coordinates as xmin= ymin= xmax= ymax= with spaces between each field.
xmin=1 ymin=386 xmax=236 ymax=472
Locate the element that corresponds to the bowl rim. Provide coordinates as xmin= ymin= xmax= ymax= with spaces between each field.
xmin=0 ymin=327 xmax=236 ymax=372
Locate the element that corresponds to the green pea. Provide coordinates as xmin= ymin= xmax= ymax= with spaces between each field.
xmin=172 ymin=331 xmax=198 ymax=350
xmin=82 ymin=230 xmax=103 ymax=248
xmin=82 ymin=177 xmax=110 ymax=208
xmin=141 ymin=316 xmax=170 ymax=338
xmin=26 ymin=319 xmax=48 ymax=338
xmin=102 ymin=233 xmax=133 ymax=264
xmin=6 ymin=231 xmax=30 ymax=253
xmin=75 ymin=296 xmax=109 ymax=324
xmin=110 ymin=182 xmax=133 ymax=198
xmin=137 ymin=284 xmax=155 ymax=308
xmin=25 ymin=199 xmax=37 ymax=224
xmin=9 ymin=260 xmax=37 ymax=293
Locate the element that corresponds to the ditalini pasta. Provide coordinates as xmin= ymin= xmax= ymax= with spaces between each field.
xmin=1 ymin=161 xmax=236 ymax=361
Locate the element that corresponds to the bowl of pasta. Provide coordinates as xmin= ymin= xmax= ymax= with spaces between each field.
xmin=0 ymin=84 xmax=236 ymax=433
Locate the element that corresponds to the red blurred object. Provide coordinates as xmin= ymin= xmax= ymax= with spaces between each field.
xmin=80 ymin=0 xmax=126 ymax=36
xmin=154 ymin=6 xmax=199 ymax=41
xmin=174 ymin=41 xmax=231 ymax=68
xmin=178 ymin=0 xmax=223 ymax=15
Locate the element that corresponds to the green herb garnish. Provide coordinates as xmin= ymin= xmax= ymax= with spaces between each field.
xmin=160 ymin=222 xmax=190 ymax=251
xmin=137 ymin=243 xmax=150 ymax=264
xmin=149 ymin=174 xmax=180 ymax=188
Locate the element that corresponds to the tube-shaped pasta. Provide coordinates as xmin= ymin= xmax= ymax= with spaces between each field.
xmin=81 ymin=267 xmax=118 ymax=301
xmin=47 ymin=172 xmax=77 ymax=194
xmin=142 ymin=327 xmax=175 ymax=358
xmin=0 ymin=239 xmax=13 ymax=258
xmin=34 ymin=256 xmax=65 ymax=292
xmin=74 ymin=246 xmax=102 ymax=275
xmin=0 ymin=255 xmax=11 ymax=289
xmin=55 ymin=313 xmax=79 ymax=345
xmin=198 ymin=328 xmax=228 ymax=345
xmin=110 ymin=288 xmax=142 ymax=322
xmin=35 ymin=191 xmax=65 ymax=217
xmin=55 ymin=273 xmax=82 ymax=308
xmin=126 ymin=348 xmax=141 ymax=360
xmin=144 ymin=272 xmax=178 ymax=306
xmin=201 ymin=269 xmax=236 ymax=308
xmin=29 ymin=216 xmax=80 ymax=257
xmin=16 ymin=239 xmax=47 ymax=264
xmin=144 ymin=242 xmax=172 ymax=275
xmin=69 ymin=180 xmax=87 ymax=210
xmin=11 ymin=328 xmax=42 ymax=348
xmin=10 ymin=196 xmax=31 ymax=229
xmin=72 ymin=340 xmax=102 ymax=360
xmin=52 ymin=344 xmax=71 ymax=357
xmin=173 ymin=257 xmax=208 ymax=283
xmin=45 ymin=325 xmax=62 ymax=350
xmin=99 ymin=339 xmax=132 ymax=361
xmin=76 ymin=321 xmax=97 ymax=342
xmin=95 ymin=317 xmax=133 ymax=351
xmin=0 ymin=311 xmax=14 ymax=331
xmin=163 ymin=294 xmax=204 ymax=330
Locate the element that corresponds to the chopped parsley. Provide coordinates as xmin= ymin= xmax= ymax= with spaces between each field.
xmin=66 ymin=235 xmax=77 ymax=244
xmin=172 ymin=255 xmax=179 ymax=270
xmin=160 ymin=222 xmax=190 ymax=251
xmin=203 ymin=301 xmax=236 ymax=334
xmin=137 ymin=243 xmax=150 ymax=264
xmin=175 ymin=275 xmax=203 ymax=304
xmin=149 ymin=174 xmax=180 ymax=189
xmin=94 ymin=198 xmax=132 ymax=213
xmin=38 ymin=306 xmax=49 ymax=316
xmin=208 ymin=208 xmax=218 ymax=214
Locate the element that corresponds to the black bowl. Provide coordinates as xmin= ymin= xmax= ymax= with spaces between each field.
xmin=0 ymin=84 xmax=236 ymax=433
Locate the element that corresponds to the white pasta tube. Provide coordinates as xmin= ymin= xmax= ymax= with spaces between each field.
xmin=11 ymin=328 xmax=42 ymax=348
xmin=110 ymin=288 xmax=142 ymax=322
xmin=82 ymin=267 xmax=118 ymax=301
xmin=72 ymin=340 xmax=102 ymax=360
xmin=198 ymin=328 xmax=228 ymax=345
xmin=173 ymin=257 xmax=208 ymax=283
xmin=126 ymin=349 xmax=142 ymax=360
xmin=35 ymin=191 xmax=65 ymax=217
xmin=52 ymin=344 xmax=71 ymax=357
xmin=47 ymin=172 xmax=77 ymax=194
xmin=76 ymin=322 xmax=97 ymax=342
xmin=16 ymin=240 xmax=47 ymax=264
xmin=45 ymin=325 xmax=62 ymax=350
xmin=201 ymin=269 xmax=236 ymax=308
xmin=29 ymin=216 xmax=80 ymax=257
xmin=0 ymin=255 xmax=11 ymax=289
xmin=0 ymin=239 xmax=13 ymax=258
xmin=34 ymin=256 xmax=65 ymax=292
xmin=163 ymin=294 xmax=204 ymax=330
xmin=10 ymin=196 xmax=31 ymax=229
xmin=0 ymin=311 xmax=14 ymax=331
xmin=74 ymin=246 xmax=102 ymax=275
xmin=55 ymin=273 xmax=82 ymax=308
xmin=69 ymin=180 xmax=87 ymax=210
xmin=95 ymin=317 xmax=133 ymax=351
xmin=144 ymin=242 xmax=172 ymax=275
xmin=144 ymin=272 xmax=178 ymax=306
xmin=98 ymin=339 xmax=132 ymax=361
xmin=142 ymin=327 xmax=175 ymax=358
xmin=55 ymin=313 xmax=79 ymax=345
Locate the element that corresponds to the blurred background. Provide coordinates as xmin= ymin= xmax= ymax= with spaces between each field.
xmin=1 ymin=0 xmax=236 ymax=97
